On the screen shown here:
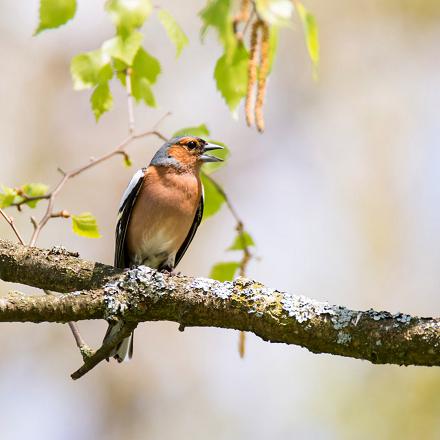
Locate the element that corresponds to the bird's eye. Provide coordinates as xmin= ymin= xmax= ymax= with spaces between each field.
xmin=187 ymin=141 xmax=197 ymax=149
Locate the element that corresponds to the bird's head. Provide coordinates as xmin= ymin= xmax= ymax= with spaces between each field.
xmin=151 ymin=136 xmax=224 ymax=171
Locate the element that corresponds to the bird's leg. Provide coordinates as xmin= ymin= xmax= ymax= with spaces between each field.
xmin=160 ymin=265 xmax=180 ymax=276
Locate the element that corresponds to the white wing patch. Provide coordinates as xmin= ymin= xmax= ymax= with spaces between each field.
xmin=119 ymin=169 xmax=144 ymax=211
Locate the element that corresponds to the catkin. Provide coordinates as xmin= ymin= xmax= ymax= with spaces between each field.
xmin=239 ymin=0 xmax=251 ymax=23
xmin=255 ymin=21 xmax=269 ymax=133
xmin=245 ymin=20 xmax=261 ymax=127
xmin=239 ymin=331 xmax=246 ymax=358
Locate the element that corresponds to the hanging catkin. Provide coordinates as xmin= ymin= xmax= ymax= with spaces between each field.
xmin=245 ymin=20 xmax=261 ymax=127
xmin=238 ymin=0 xmax=251 ymax=22
xmin=255 ymin=21 xmax=269 ymax=133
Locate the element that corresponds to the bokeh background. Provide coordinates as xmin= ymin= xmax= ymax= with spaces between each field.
xmin=1 ymin=1 xmax=440 ymax=439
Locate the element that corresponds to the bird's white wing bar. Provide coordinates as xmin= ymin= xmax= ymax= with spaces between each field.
xmin=119 ymin=169 xmax=145 ymax=211
xmin=115 ymin=168 xmax=146 ymax=268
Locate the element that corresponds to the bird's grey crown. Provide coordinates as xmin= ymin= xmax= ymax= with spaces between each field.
xmin=150 ymin=140 xmax=180 ymax=168
xmin=150 ymin=136 xmax=205 ymax=168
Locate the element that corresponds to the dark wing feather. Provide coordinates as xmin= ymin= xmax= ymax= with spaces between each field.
xmin=114 ymin=169 xmax=146 ymax=268
xmin=174 ymin=194 xmax=204 ymax=268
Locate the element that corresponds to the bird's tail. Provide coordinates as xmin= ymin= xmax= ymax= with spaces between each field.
xmin=103 ymin=321 xmax=134 ymax=363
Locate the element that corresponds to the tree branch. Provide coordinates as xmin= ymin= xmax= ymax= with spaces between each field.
xmin=0 ymin=209 xmax=25 ymax=245
xmin=0 ymin=240 xmax=438 ymax=377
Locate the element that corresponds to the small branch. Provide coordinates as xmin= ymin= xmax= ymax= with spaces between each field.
xmin=208 ymin=177 xmax=254 ymax=276
xmin=207 ymin=176 xmax=254 ymax=356
xmin=28 ymin=174 xmax=68 ymax=246
xmin=125 ymin=68 xmax=135 ymax=135
xmin=71 ymin=321 xmax=137 ymax=380
xmin=0 ymin=209 xmax=25 ymax=245
xmin=68 ymin=322 xmax=94 ymax=361
xmin=152 ymin=111 xmax=171 ymax=131
xmin=10 ymin=194 xmax=50 ymax=209
xmin=50 ymin=210 xmax=70 ymax=219
xmin=233 ymin=0 xmax=255 ymax=40
xmin=242 ymin=6 xmax=255 ymax=39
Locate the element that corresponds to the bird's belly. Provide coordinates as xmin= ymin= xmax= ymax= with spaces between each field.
xmin=126 ymin=183 xmax=199 ymax=268
xmin=136 ymin=224 xmax=183 ymax=268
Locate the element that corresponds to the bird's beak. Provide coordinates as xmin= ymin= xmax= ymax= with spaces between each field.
xmin=200 ymin=142 xmax=224 ymax=163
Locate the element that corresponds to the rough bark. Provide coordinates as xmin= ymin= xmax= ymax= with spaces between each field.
xmin=0 ymin=240 xmax=439 ymax=368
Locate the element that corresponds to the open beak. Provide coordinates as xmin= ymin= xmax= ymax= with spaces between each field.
xmin=200 ymin=142 xmax=224 ymax=163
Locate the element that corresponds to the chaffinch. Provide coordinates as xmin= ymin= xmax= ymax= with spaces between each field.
xmin=104 ymin=136 xmax=223 ymax=362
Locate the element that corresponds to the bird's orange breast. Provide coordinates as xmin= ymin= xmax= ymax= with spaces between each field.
xmin=126 ymin=165 xmax=202 ymax=267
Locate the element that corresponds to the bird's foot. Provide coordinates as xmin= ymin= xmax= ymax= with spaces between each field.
xmin=160 ymin=266 xmax=180 ymax=276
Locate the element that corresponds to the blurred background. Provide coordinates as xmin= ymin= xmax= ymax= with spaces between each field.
xmin=1 ymin=0 xmax=440 ymax=438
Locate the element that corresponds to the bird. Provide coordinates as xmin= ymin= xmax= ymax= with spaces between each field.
xmin=104 ymin=135 xmax=223 ymax=362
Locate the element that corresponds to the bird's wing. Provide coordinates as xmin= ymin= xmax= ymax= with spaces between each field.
xmin=114 ymin=168 xmax=146 ymax=268
xmin=174 ymin=193 xmax=204 ymax=268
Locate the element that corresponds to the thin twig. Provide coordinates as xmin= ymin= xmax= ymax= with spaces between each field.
xmin=11 ymin=194 xmax=51 ymax=209
xmin=153 ymin=111 xmax=172 ymax=130
xmin=71 ymin=321 xmax=137 ymax=380
xmin=207 ymin=176 xmax=253 ymax=358
xmin=242 ymin=7 xmax=255 ymax=38
xmin=126 ymin=68 xmax=135 ymax=135
xmin=50 ymin=210 xmax=70 ymax=219
xmin=233 ymin=0 xmax=254 ymax=40
xmin=68 ymin=322 xmax=95 ymax=361
xmin=206 ymin=177 xmax=253 ymax=275
xmin=0 ymin=208 xmax=25 ymax=245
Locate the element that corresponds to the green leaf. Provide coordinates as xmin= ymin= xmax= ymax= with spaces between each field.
xmin=123 ymin=155 xmax=132 ymax=167
xmin=228 ymin=231 xmax=255 ymax=251
xmin=202 ymin=140 xmax=229 ymax=174
xmin=105 ymin=0 xmax=152 ymax=36
xmin=255 ymin=0 xmax=294 ymax=27
xmin=115 ymin=47 xmax=160 ymax=107
xmin=172 ymin=124 xmax=210 ymax=138
xmin=201 ymin=173 xmax=225 ymax=220
xmin=131 ymin=76 xmax=156 ymax=107
xmin=214 ymin=42 xmax=248 ymax=113
xmin=91 ymin=82 xmax=113 ymax=121
xmin=35 ymin=0 xmax=77 ymax=34
xmin=0 ymin=186 xmax=17 ymax=208
xmin=72 ymin=212 xmax=101 ymax=238
xmin=158 ymin=10 xmax=189 ymax=57
xmin=209 ymin=262 xmax=240 ymax=282
xmin=296 ymin=2 xmax=320 ymax=78
xmin=70 ymin=50 xmax=111 ymax=90
xmin=199 ymin=0 xmax=235 ymax=53
xmin=132 ymin=47 xmax=161 ymax=84
xmin=102 ymin=31 xmax=144 ymax=65
xmin=21 ymin=183 xmax=49 ymax=208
